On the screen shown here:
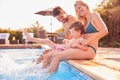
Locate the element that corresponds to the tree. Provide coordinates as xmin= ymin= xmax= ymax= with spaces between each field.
xmin=26 ymin=21 xmax=44 ymax=37
xmin=55 ymin=26 xmax=64 ymax=33
xmin=96 ymin=0 xmax=120 ymax=47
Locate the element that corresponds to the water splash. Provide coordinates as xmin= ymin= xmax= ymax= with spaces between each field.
xmin=0 ymin=53 xmax=51 ymax=80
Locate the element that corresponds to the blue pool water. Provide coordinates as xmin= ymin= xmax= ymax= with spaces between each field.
xmin=0 ymin=48 xmax=92 ymax=80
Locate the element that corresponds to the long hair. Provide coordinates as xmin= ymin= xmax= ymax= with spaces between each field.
xmin=74 ymin=0 xmax=92 ymax=26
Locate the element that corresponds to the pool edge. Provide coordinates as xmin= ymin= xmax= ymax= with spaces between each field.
xmin=67 ymin=60 xmax=104 ymax=80
xmin=67 ymin=48 xmax=120 ymax=80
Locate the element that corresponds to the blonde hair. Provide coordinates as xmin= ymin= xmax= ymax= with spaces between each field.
xmin=74 ymin=0 xmax=92 ymax=26
xmin=75 ymin=0 xmax=93 ymax=11
xmin=75 ymin=0 xmax=89 ymax=9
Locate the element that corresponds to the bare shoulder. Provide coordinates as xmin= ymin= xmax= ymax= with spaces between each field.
xmin=91 ymin=12 xmax=107 ymax=31
xmin=91 ymin=12 xmax=101 ymax=21
xmin=67 ymin=15 xmax=75 ymax=18
xmin=67 ymin=15 xmax=76 ymax=22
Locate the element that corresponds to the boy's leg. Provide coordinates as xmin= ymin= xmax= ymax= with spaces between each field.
xmin=42 ymin=50 xmax=58 ymax=68
xmin=48 ymin=48 xmax=95 ymax=73
xmin=34 ymin=49 xmax=52 ymax=64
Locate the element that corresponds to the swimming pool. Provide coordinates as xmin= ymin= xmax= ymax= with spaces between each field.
xmin=0 ymin=48 xmax=93 ymax=80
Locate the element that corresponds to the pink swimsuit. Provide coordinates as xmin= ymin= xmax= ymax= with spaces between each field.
xmin=54 ymin=45 xmax=66 ymax=51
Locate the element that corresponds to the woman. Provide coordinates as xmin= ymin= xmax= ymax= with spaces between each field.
xmin=47 ymin=0 xmax=108 ymax=73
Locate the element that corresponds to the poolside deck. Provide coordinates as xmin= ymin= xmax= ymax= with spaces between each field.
xmin=0 ymin=44 xmax=41 ymax=49
xmin=68 ymin=47 xmax=120 ymax=80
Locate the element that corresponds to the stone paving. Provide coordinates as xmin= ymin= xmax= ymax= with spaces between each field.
xmin=68 ymin=47 xmax=120 ymax=80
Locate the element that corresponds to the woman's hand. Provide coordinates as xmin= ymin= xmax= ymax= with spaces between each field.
xmin=66 ymin=40 xmax=78 ymax=48
xmin=66 ymin=43 xmax=72 ymax=49
xmin=78 ymin=38 xmax=84 ymax=45
xmin=71 ymin=42 xmax=80 ymax=48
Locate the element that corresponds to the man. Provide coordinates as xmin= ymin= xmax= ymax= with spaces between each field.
xmin=53 ymin=6 xmax=76 ymax=39
xmin=32 ymin=6 xmax=77 ymax=64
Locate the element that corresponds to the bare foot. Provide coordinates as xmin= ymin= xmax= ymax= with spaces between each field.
xmin=47 ymin=67 xmax=57 ymax=73
xmin=42 ymin=57 xmax=49 ymax=68
xmin=32 ymin=54 xmax=44 ymax=64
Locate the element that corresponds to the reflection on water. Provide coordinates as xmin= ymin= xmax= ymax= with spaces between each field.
xmin=0 ymin=48 xmax=51 ymax=80
xmin=0 ymin=63 xmax=50 ymax=80
xmin=0 ymin=48 xmax=92 ymax=80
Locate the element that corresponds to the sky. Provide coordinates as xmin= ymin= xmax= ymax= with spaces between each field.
xmin=0 ymin=0 xmax=102 ymax=32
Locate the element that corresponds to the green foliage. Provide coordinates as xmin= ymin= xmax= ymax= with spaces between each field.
xmin=0 ymin=21 xmax=44 ymax=43
xmin=26 ymin=26 xmax=44 ymax=37
xmin=0 ymin=28 xmax=10 ymax=33
xmin=8 ymin=30 xmax=22 ymax=43
xmin=55 ymin=26 xmax=64 ymax=33
xmin=112 ymin=41 xmax=120 ymax=47
xmin=95 ymin=0 xmax=120 ymax=48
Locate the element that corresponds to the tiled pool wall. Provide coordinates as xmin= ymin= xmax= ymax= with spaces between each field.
xmin=48 ymin=61 xmax=93 ymax=80
xmin=65 ymin=62 xmax=93 ymax=80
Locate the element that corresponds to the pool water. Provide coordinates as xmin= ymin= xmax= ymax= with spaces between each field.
xmin=0 ymin=48 xmax=92 ymax=80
